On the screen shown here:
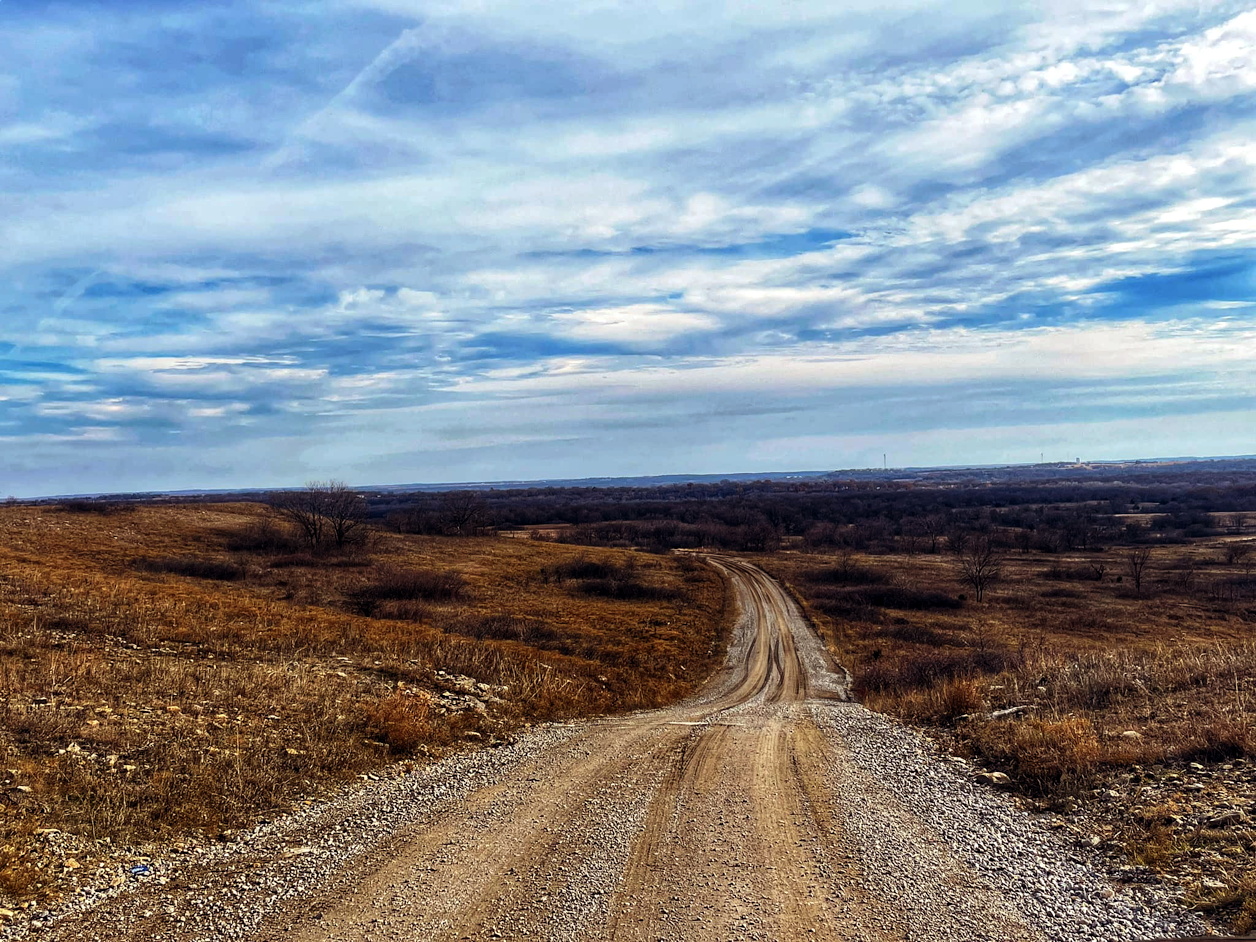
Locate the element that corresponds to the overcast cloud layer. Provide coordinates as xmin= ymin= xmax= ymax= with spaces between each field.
xmin=2 ymin=0 xmax=1255 ymax=495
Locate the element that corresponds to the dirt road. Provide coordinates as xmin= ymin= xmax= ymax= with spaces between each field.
xmin=35 ymin=557 xmax=1204 ymax=942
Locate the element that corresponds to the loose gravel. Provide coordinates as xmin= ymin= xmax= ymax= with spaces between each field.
xmin=812 ymin=702 xmax=1211 ymax=942
xmin=7 ymin=558 xmax=1220 ymax=942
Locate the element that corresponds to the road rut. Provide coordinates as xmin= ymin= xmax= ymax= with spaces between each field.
xmin=34 ymin=557 xmax=1207 ymax=942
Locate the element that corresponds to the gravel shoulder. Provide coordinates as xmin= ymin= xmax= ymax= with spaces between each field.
xmin=18 ymin=556 xmax=1212 ymax=942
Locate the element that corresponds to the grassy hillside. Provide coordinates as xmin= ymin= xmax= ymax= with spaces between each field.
xmin=0 ymin=503 xmax=728 ymax=903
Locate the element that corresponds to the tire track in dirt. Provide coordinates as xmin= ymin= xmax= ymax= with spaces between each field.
xmin=34 ymin=556 xmax=1210 ymax=942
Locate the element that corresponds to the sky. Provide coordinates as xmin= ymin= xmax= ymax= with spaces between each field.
xmin=2 ymin=0 xmax=1256 ymax=496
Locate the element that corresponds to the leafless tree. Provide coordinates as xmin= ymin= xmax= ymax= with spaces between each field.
xmin=740 ymin=520 xmax=780 ymax=553
xmin=802 ymin=521 xmax=838 ymax=551
xmin=440 ymin=491 xmax=489 ymax=536
xmin=1036 ymin=529 xmax=1062 ymax=554
xmin=833 ymin=544 xmax=858 ymax=581
xmin=900 ymin=518 xmax=923 ymax=555
xmin=1015 ymin=528 xmax=1033 ymax=554
xmin=322 ymin=481 xmax=369 ymax=550
xmin=1224 ymin=542 xmax=1255 ymax=580
xmin=1225 ymin=542 xmax=1250 ymax=567
xmin=922 ymin=514 xmax=947 ymax=553
xmin=958 ymin=536 xmax=1003 ymax=602
xmin=269 ymin=480 xmax=368 ymax=552
xmin=1126 ymin=546 xmax=1153 ymax=596
xmin=946 ymin=526 xmax=970 ymax=558
xmin=269 ymin=487 xmax=327 ymax=550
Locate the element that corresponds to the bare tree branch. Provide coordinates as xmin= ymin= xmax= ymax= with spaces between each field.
xmin=958 ymin=536 xmax=1002 ymax=602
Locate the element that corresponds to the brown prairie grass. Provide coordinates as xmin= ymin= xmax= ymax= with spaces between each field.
xmin=761 ymin=541 xmax=1256 ymax=930
xmin=961 ymin=716 xmax=1103 ymax=796
xmin=1189 ymin=877 xmax=1256 ymax=935
xmin=0 ymin=503 xmax=728 ymax=904
xmin=760 ymin=547 xmax=1256 ymax=785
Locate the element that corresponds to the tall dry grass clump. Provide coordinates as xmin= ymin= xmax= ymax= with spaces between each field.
xmin=964 ymin=716 xmax=1102 ymax=795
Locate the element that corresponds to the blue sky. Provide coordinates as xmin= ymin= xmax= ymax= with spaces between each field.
xmin=2 ymin=0 xmax=1255 ymax=495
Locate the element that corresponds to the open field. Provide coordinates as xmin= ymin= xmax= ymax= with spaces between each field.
xmin=15 ymin=559 xmax=1209 ymax=942
xmin=376 ymin=466 xmax=1256 ymax=930
xmin=5 ymin=467 xmax=1256 ymax=933
xmin=757 ymin=538 xmax=1256 ymax=932
xmin=0 ymin=503 xmax=727 ymax=909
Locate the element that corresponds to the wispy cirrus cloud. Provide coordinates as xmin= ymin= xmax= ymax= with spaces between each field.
xmin=0 ymin=0 xmax=1254 ymax=494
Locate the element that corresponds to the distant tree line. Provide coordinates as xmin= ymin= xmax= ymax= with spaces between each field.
xmin=358 ymin=472 xmax=1256 ymax=556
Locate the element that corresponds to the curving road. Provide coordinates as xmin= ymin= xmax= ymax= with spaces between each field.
xmin=285 ymin=554 xmax=863 ymax=942
xmin=38 ymin=557 xmax=1205 ymax=942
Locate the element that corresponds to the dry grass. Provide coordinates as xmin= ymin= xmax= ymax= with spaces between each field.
xmin=0 ymin=503 xmax=728 ymax=903
xmin=761 ymin=546 xmax=1256 ymax=781
xmin=761 ymin=540 xmax=1256 ymax=930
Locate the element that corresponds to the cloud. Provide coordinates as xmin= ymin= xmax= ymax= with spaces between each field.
xmin=0 ymin=0 xmax=1254 ymax=494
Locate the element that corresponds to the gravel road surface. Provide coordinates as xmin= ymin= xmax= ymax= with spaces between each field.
xmin=27 ymin=556 xmax=1210 ymax=942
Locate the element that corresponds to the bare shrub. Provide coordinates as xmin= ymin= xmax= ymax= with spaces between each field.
xmin=55 ymin=499 xmax=134 ymax=516
xmin=576 ymin=577 xmax=679 ymax=602
xmin=132 ymin=556 xmax=245 ymax=581
xmin=805 ymin=563 xmax=888 ymax=586
xmin=881 ymin=622 xmax=951 ymax=646
xmin=1059 ymin=611 xmax=1111 ymax=635
xmin=540 ymin=555 xmax=678 ymax=602
xmin=857 ymin=646 xmax=1023 ymax=695
xmin=812 ymin=584 xmax=961 ymax=619
xmin=350 ymin=568 xmax=466 ymax=615
xmin=446 ymin=613 xmax=562 ymax=648
xmin=1044 ymin=564 xmax=1103 ymax=582
xmin=369 ymin=599 xmax=431 ymax=622
xmin=226 ymin=516 xmax=302 ymax=554
xmin=542 ymin=557 xmax=630 ymax=583
xmin=268 ymin=553 xmax=372 ymax=569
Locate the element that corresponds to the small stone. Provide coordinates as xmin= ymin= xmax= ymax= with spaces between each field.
xmin=976 ymin=771 xmax=1012 ymax=786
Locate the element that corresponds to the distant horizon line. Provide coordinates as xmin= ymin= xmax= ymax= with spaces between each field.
xmin=18 ymin=453 xmax=1256 ymax=502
